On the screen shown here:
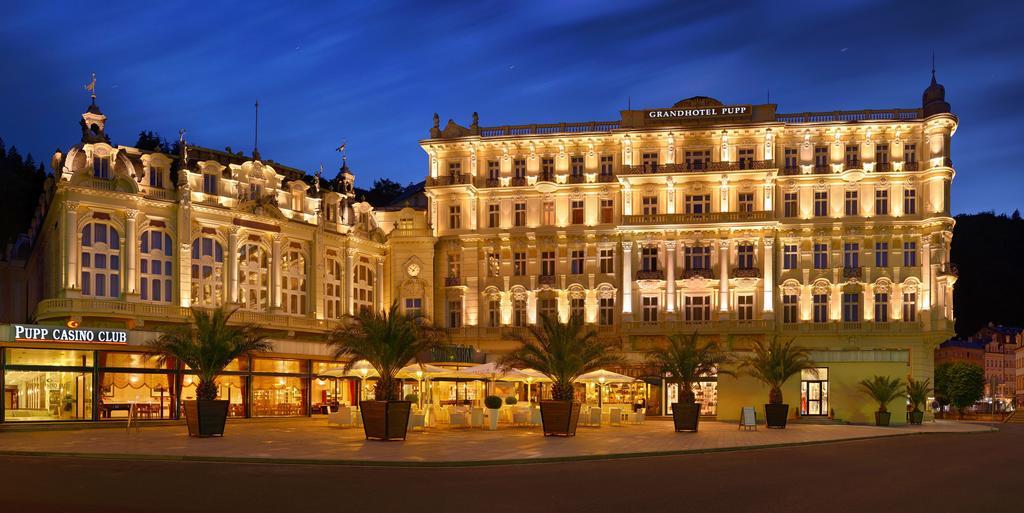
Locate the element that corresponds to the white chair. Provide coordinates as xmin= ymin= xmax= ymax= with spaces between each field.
xmin=608 ymin=408 xmax=622 ymax=426
xmin=588 ymin=407 xmax=602 ymax=427
xmin=449 ymin=412 xmax=470 ymax=428
xmin=530 ymin=407 xmax=543 ymax=426
xmin=327 ymin=406 xmax=354 ymax=427
xmin=471 ymin=407 xmax=485 ymax=428
xmin=408 ymin=412 xmax=426 ymax=431
xmin=512 ymin=409 xmax=530 ymax=426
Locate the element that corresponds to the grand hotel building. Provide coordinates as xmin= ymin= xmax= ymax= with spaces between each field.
xmin=0 ymin=74 xmax=957 ymax=425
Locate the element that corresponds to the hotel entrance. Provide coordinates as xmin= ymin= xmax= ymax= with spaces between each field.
xmin=800 ymin=368 xmax=829 ymax=416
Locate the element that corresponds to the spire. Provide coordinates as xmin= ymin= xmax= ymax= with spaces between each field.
xmin=253 ymin=100 xmax=261 ymax=161
xmin=922 ymin=52 xmax=950 ymax=117
xmin=931 ymin=51 xmax=936 ymax=84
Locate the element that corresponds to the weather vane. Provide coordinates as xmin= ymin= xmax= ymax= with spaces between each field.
xmin=84 ymin=72 xmax=97 ymax=99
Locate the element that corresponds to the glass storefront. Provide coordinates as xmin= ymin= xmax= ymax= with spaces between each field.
xmin=665 ymin=381 xmax=718 ymax=416
xmin=800 ymin=367 xmax=829 ymax=416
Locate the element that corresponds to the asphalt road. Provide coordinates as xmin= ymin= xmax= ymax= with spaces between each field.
xmin=0 ymin=423 xmax=1016 ymax=513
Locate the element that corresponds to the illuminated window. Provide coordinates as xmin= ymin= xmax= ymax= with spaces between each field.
xmin=540 ymin=158 xmax=555 ymax=181
xmin=783 ymin=244 xmax=798 ymax=270
xmin=80 ymin=223 xmax=120 ymax=298
xmin=903 ymin=189 xmax=917 ymax=215
xmin=845 ymin=190 xmax=859 ymax=216
xmin=875 ymin=242 xmax=889 ymax=267
xmin=813 ymin=294 xmax=829 ymax=323
xmin=447 ymin=253 xmax=461 ymax=278
xmin=813 ymin=243 xmax=828 ymax=269
xmin=600 ymin=199 xmax=614 ymax=224
xmin=541 ymin=201 xmax=554 ymax=226
xmin=813 ymin=191 xmax=828 ymax=217
xmin=784 ymin=192 xmax=798 ymax=218
xmin=140 ymin=230 xmax=173 ymax=303
xmin=325 ymin=256 xmax=343 ymax=319
xmin=191 ymin=236 xmax=223 ymax=307
xmin=238 ymin=242 xmax=269 ymax=311
xmin=281 ymin=247 xmax=306 ymax=315
xmin=782 ymin=294 xmax=798 ymax=323
xmin=875 ymin=189 xmax=889 ymax=215
xmin=513 ymin=252 xmax=526 ymax=276
xmin=571 ymin=200 xmax=584 ymax=224
xmin=353 ymin=259 xmax=375 ymax=314
xmin=599 ymin=249 xmax=614 ymax=274
xmin=448 ymin=205 xmax=461 ymax=229
xmin=874 ymin=293 xmax=889 ymax=322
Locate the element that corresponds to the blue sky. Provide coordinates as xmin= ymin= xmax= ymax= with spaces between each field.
xmin=1 ymin=0 xmax=1021 ymax=214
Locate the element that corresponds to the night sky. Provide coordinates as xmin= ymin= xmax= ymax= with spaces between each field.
xmin=1 ymin=0 xmax=1021 ymax=214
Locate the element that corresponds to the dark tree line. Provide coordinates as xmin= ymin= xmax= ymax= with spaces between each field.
xmin=951 ymin=211 xmax=1024 ymax=336
xmin=0 ymin=139 xmax=47 ymax=252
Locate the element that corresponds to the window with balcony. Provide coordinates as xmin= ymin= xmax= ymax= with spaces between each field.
xmin=191 ymin=236 xmax=224 ymax=307
xmin=783 ymin=244 xmax=798 ymax=270
xmin=842 ymin=293 xmax=860 ymax=322
xmin=325 ymin=257 xmax=343 ymax=319
xmin=875 ymin=143 xmax=889 ymax=166
xmin=738 ymin=193 xmax=754 ymax=213
xmin=904 ymin=189 xmax=917 ymax=215
xmin=903 ymin=143 xmax=917 ymax=164
xmin=782 ymin=294 xmax=798 ymax=324
xmin=513 ymin=159 xmax=527 ymax=179
xmin=448 ymin=205 xmax=461 ymax=229
xmin=875 ymin=242 xmax=889 ymax=267
xmin=149 ymin=168 xmax=164 ymax=188
xmin=93 ymin=157 xmax=111 ymax=179
xmin=538 ymin=298 xmax=557 ymax=321
xmin=784 ymin=148 xmax=799 ymax=171
xmin=447 ymin=253 xmax=461 ymax=279
xmin=845 ymin=190 xmax=859 ymax=216
xmin=140 ymin=230 xmax=173 ymax=304
xmin=448 ymin=300 xmax=463 ymax=328
xmin=540 ymin=251 xmax=555 ymax=276
xmin=513 ymin=299 xmax=527 ymax=327
xmin=642 ymin=195 xmax=658 ymax=216
xmin=599 ymin=297 xmax=615 ymax=326
xmin=684 ymin=150 xmax=710 ymax=170
xmin=203 ymin=173 xmax=218 ymax=195
xmin=600 ymin=155 xmax=614 ymax=176
xmin=641 ymin=247 xmax=658 ymax=272
xmin=737 ymin=294 xmax=754 ymax=320
xmin=642 ymin=296 xmax=659 ymax=322
xmin=600 ymin=199 xmax=614 ymax=224
xmin=875 ymin=189 xmax=889 ymax=216
xmin=684 ymin=295 xmax=710 ymax=322
xmin=903 ymin=292 xmax=917 ymax=322
xmin=80 ymin=222 xmax=120 ymax=298
xmin=571 ymin=200 xmax=585 ymax=225
xmin=571 ymin=156 xmax=584 ymax=177
xmin=813 ymin=294 xmax=829 ymax=323
xmin=488 ymin=299 xmax=500 ymax=327
xmin=685 ymin=246 xmax=711 ymax=270
xmin=642 ymin=152 xmax=659 ymax=172
xmin=540 ymin=158 xmax=555 ymax=181
xmin=814 ymin=146 xmax=829 ymax=169
xmin=570 ymin=250 xmax=585 ymax=275
xmin=874 ymin=293 xmax=889 ymax=322
xmin=784 ymin=192 xmax=798 ymax=218
xmin=813 ymin=191 xmax=828 ymax=217
xmin=737 ymin=244 xmax=755 ymax=269
xmin=448 ymin=161 xmax=462 ymax=177
xmin=513 ymin=252 xmax=526 ymax=276
xmin=514 ymin=202 xmax=527 ymax=227
xmin=238 ymin=243 xmax=269 ymax=311
xmin=487 ymin=160 xmax=500 ymax=181
xmin=542 ymin=201 xmax=554 ymax=226
xmin=813 ymin=243 xmax=828 ymax=269
xmin=843 ymin=242 xmax=859 ymax=269
xmin=281 ymin=247 xmax=307 ymax=315
xmin=685 ymin=194 xmax=711 ymax=215
xmin=845 ymin=144 xmax=860 ymax=166
xmin=488 ymin=204 xmax=500 ymax=228
xmin=903 ymin=242 xmax=918 ymax=267
xmin=737 ymin=148 xmax=754 ymax=169
xmin=599 ymin=249 xmax=614 ymax=274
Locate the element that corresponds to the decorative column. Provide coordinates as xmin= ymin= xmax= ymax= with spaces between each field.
xmin=227 ymin=226 xmax=239 ymax=303
xmin=665 ymin=240 xmax=677 ymax=316
xmin=124 ymin=209 xmax=139 ymax=296
xmin=270 ymin=234 xmax=282 ymax=310
xmin=311 ymin=226 xmax=324 ymax=319
xmin=64 ymin=201 xmax=79 ymax=291
xmin=345 ymin=248 xmax=355 ymax=315
xmin=719 ymin=240 xmax=730 ymax=313
xmin=375 ymin=255 xmax=385 ymax=312
xmin=762 ymin=238 xmax=774 ymax=315
xmin=621 ymin=240 xmax=633 ymax=320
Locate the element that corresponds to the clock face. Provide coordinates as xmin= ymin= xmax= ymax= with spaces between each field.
xmin=407 ymin=263 xmax=420 ymax=277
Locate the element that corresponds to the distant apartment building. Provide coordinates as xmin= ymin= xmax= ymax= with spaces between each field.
xmin=937 ymin=324 xmax=1022 ymax=407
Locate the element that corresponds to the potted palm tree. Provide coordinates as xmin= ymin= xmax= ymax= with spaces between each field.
xmin=500 ymin=313 xmax=622 ymax=436
xmin=858 ymin=375 xmax=905 ymax=426
xmin=647 ymin=332 xmax=732 ymax=432
xmin=147 ymin=306 xmax=272 ymax=437
xmin=906 ymin=377 xmax=933 ymax=425
xmin=328 ymin=302 xmax=440 ymax=441
xmin=739 ymin=336 xmax=813 ymax=429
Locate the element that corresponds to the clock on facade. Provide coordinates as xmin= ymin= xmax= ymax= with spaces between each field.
xmin=406 ymin=263 xmax=420 ymax=277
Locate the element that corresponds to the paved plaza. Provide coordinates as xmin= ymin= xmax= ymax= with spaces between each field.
xmin=0 ymin=417 xmax=990 ymax=465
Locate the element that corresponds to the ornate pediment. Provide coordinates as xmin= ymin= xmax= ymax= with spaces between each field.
xmin=237 ymin=194 xmax=288 ymax=220
xmin=671 ymin=96 xmax=724 ymax=109
xmin=441 ymin=120 xmax=471 ymax=139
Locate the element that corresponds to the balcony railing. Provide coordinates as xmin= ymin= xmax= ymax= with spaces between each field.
xmin=813 ymin=165 xmax=831 ymax=174
xmin=510 ymin=177 xmax=527 ymax=187
xmin=904 ymin=161 xmax=920 ymax=171
xmin=780 ymin=320 xmax=924 ymax=333
xmin=636 ymin=269 xmax=665 ymax=280
xmin=780 ymin=166 xmax=801 ymax=176
xmin=538 ymin=172 xmax=556 ymax=183
xmin=567 ymin=174 xmax=586 ymax=184
xmin=445 ymin=276 xmax=462 ymax=287
xmin=538 ymin=274 xmax=556 ymax=286
xmin=478 ymin=121 xmax=620 ymax=138
xmin=937 ymin=263 xmax=959 ymax=277
xmin=843 ymin=267 xmax=863 ymax=279
xmin=733 ymin=267 xmax=761 ymax=278
xmin=622 ymin=211 xmax=771 ymax=225
xmin=775 ymin=108 xmax=922 ymax=123
xmin=482 ymin=178 xmax=500 ymax=188
xmin=426 ymin=174 xmax=473 ymax=187
xmin=597 ymin=173 xmax=617 ymax=182
xmin=622 ymin=319 xmax=772 ymax=334
xmin=874 ymin=163 xmax=892 ymax=173
xmin=682 ymin=268 xmax=715 ymax=279
xmin=619 ymin=160 xmax=775 ymax=175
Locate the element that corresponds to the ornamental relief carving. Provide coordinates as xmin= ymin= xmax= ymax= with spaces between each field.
xmin=812 ymin=280 xmax=832 ymax=295
xmin=731 ymin=277 xmax=760 ymax=290
xmin=597 ymin=286 xmax=617 ymax=299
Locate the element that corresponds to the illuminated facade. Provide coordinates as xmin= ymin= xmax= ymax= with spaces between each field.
xmin=423 ymin=74 xmax=958 ymax=423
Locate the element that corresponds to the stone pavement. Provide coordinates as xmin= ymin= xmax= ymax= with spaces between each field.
xmin=0 ymin=417 xmax=991 ymax=465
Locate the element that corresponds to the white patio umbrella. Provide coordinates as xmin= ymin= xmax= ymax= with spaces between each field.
xmin=577 ymin=369 xmax=636 ymax=407
xmin=513 ymin=368 xmax=551 ymax=403
xmin=316 ymin=360 xmax=379 ymax=406
xmin=457 ymin=362 xmax=525 ymax=397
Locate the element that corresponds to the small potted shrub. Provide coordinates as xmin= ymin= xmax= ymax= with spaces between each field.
xmin=906 ymin=378 xmax=932 ymax=425
xmin=500 ymin=313 xmax=622 ymax=436
xmin=485 ymin=395 xmax=503 ymax=430
xmin=404 ymin=393 xmax=419 ymax=404
xmin=647 ymin=332 xmax=732 ymax=433
xmin=739 ymin=336 xmax=813 ymax=429
xmin=329 ymin=302 xmax=440 ymax=441
xmin=505 ymin=396 xmax=518 ymax=406
xmin=859 ymin=375 xmax=904 ymax=426
xmin=148 ymin=306 xmax=271 ymax=437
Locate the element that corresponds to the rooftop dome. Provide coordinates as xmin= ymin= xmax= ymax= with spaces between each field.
xmin=922 ymin=64 xmax=950 ymax=117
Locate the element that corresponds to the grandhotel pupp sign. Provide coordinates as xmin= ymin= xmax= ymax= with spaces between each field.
xmin=646 ymin=104 xmax=752 ymax=120
xmin=12 ymin=324 xmax=128 ymax=344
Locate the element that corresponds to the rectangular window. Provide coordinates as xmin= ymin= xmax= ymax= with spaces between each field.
xmin=813 ymin=191 xmax=828 ymax=217
xmin=784 ymin=148 xmax=799 ymax=170
xmin=599 ymin=297 xmax=615 ymax=326
xmin=405 ymin=298 xmax=423 ymax=318
xmin=642 ymin=296 xmax=659 ymax=322
xmin=684 ymin=150 xmax=710 ymax=170
xmin=447 ymin=253 xmax=461 ymax=278
xmin=738 ymin=192 xmax=754 ymax=213
xmin=540 ymin=158 xmax=555 ymax=181
xmin=571 ymin=200 xmax=585 ymax=225
xmin=737 ymin=148 xmax=754 ymax=169
xmin=814 ymin=146 xmax=829 ymax=168
xmin=903 ymin=189 xmax=917 ymax=215
xmin=599 ymin=249 xmax=614 ymax=274
xmin=600 ymin=199 xmax=614 ymax=224
xmin=514 ymin=202 xmax=527 ymax=227
xmin=874 ymin=293 xmax=889 ymax=322
xmin=448 ymin=300 xmax=462 ymax=328
xmin=843 ymin=242 xmax=859 ymax=269
xmin=513 ymin=299 xmax=527 ymax=327
xmin=570 ymin=297 xmax=585 ymax=320
xmin=875 ymin=189 xmax=889 ymax=216
xmin=149 ymin=169 xmax=163 ymax=188
xmin=513 ymin=159 xmax=527 ymax=179
xmin=93 ymin=157 xmax=111 ymax=179
xmin=642 ymin=152 xmax=659 ymax=172
xmin=448 ymin=205 xmax=461 ymax=229
xmin=845 ymin=190 xmax=859 ymax=216
xmin=448 ymin=161 xmax=462 ymax=177
xmin=684 ymin=295 xmax=710 ymax=322
xmin=875 ymin=242 xmax=889 ymax=267
xmin=487 ymin=160 xmax=500 ymax=181
xmin=599 ymin=155 xmax=614 ymax=176
xmin=903 ymin=143 xmax=917 ymax=164
xmin=540 ymin=251 xmax=555 ymax=276
xmin=903 ymin=242 xmax=917 ymax=267
xmin=875 ymin=143 xmax=889 ymax=165
xmin=845 ymin=144 xmax=860 ymax=166
xmin=570 ymin=250 xmax=585 ymax=275
xmin=570 ymin=156 xmax=584 ymax=177
xmin=783 ymin=244 xmax=798 ymax=270
xmin=203 ymin=173 xmax=218 ymax=195
xmin=538 ymin=298 xmax=557 ymax=321
xmin=782 ymin=294 xmax=798 ymax=324
xmin=685 ymin=195 xmax=711 ymax=215
xmin=488 ymin=299 xmax=501 ymax=327
xmin=737 ymin=244 xmax=755 ymax=269
xmin=842 ymin=293 xmax=860 ymax=322
xmin=542 ymin=201 xmax=555 ymax=226
xmin=813 ymin=243 xmax=828 ymax=269
xmin=784 ymin=192 xmax=798 ymax=218
xmin=903 ymin=292 xmax=917 ymax=322
xmin=513 ymin=252 xmax=526 ymax=276
xmin=641 ymin=247 xmax=658 ymax=272
xmin=813 ymin=294 xmax=829 ymax=323
xmin=642 ymin=196 xmax=658 ymax=216
xmin=488 ymin=204 xmax=500 ymax=228
xmin=684 ymin=246 xmax=711 ymax=270
xmin=737 ymin=294 xmax=754 ymax=320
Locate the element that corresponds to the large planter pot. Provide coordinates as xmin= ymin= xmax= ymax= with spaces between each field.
xmin=540 ymin=400 xmax=581 ymax=437
xmin=361 ymin=400 xmax=412 ymax=441
xmin=764 ymin=403 xmax=789 ymax=429
xmin=488 ymin=408 xmax=500 ymax=430
xmin=908 ymin=410 xmax=924 ymax=425
xmin=183 ymin=400 xmax=229 ymax=437
xmin=874 ymin=411 xmax=892 ymax=426
xmin=672 ymin=402 xmax=701 ymax=432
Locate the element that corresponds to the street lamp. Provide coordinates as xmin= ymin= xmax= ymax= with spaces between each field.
xmin=598 ymin=376 xmax=606 ymax=408
xmin=358 ymin=367 xmax=369 ymax=409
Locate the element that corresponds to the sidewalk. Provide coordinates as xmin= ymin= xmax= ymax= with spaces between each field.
xmin=0 ymin=418 xmax=993 ymax=466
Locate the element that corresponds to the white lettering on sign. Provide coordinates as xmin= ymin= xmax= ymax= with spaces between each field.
xmin=12 ymin=324 xmax=128 ymax=344
xmin=647 ymin=105 xmax=751 ymax=119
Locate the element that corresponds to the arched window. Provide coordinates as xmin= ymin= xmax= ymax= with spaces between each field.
xmin=191 ymin=236 xmax=224 ymax=307
xmin=353 ymin=257 xmax=375 ymax=314
xmin=81 ymin=222 xmax=120 ymax=298
xmin=281 ymin=247 xmax=306 ymax=315
xmin=140 ymin=230 xmax=173 ymax=303
xmin=238 ymin=242 xmax=269 ymax=310
xmin=325 ymin=256 xmax=343 ymax=319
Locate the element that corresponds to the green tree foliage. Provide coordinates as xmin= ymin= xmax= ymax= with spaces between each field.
xmin=738 ymin=336 xmax=813 ymax=405
xmin=0 ymin=139 xmax=47 ymax=251
xmin=952 ymin=212 xmax=1024 ymax=336
xmin=134 ymin=130 xmax=171 ymax=153
xmin=353 ymin=178 xmax=407 ymax=207
xmin=857 ymin=375 xmax=905 ymax=413
xmin=646 ymin=332 xmax=733 ymax=404
xmin=935 ymin=362 xmax=985 ymax=416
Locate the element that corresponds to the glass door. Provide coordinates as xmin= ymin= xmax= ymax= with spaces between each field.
xmin=800 ymin=367 xmax=829 ymax=416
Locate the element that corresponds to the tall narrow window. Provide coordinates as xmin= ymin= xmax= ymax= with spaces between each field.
xmin=93 ymin=157 xmax=111 ymax=179
xmin=447 ymin=253 xmax=461 ymax=278
xmin=513 ymin=252 xmax=526 ymax=276
xmin=813 ymin=191 xmax=828 ymax=217
xmin=540 ymin=251 xmax=555 ymax=276
xmin=448 ymin=300 xmax=463 ymax=328
xmin=238 ymin=243 xmax=269 ymax=311
xmin=845 ymin=144 xmax=860 ymax=166
xmin=783 ymin=244 xmax=798 ymax=270
xmin=538 ymin=297 xmax=557 ymax=321
xmin=784 ymin=148 xmax=799 ymax=171
xmin=149 ymin=168 xmax=164 ymax=188
xmin=571 ymin=200 xmax=585 ymax=225
xmin=599 ymin=249 xmax=614 ymax=274
xmin=448 ymin=205 xmax=461 ymax=229
xmin=903 ymin=143 xmax=917 ymax=164
xmin=843 ymin=242 xmax=859 ymax=269
xmin=738 ymin=192 xmax=754 ymax=213
xmin=570 ymin=297 xmax=584 ymax=320
xmin=902 ymin=292 xmax=917 ymax=322
xmin=488 ymin=299 xmax=500 ymax=327
xmin=737 ymin=294 xmax=754 ymax=320
xmin=813 ymin=294 xmax=829 ymax=323
xmin=875 ymin=189 xmax=889 ymax=216
xmin=540 ymin=158 xmax=555 ymax=181
xmin=599 ymin=297 xmax=615 ymax=326
xmin=513 ymin=159 xmax=527 ymax=180
xmin=875 ymin=143 xmax=889 ymax=165
xmin=487 ymin=160 xmax=500 ymax=181
xmin=875 ymin=242 xmax=889 ymax=267
xmin=191 ymin=236 xmax=224 ymax=307
xmin=599 ymin=155 xmax=614 ymax=176
xmin=784 ymin=192 xmax=798 ymax=218
xmin=903 ymin=242 xmax=918 ymax=267
xmin=541 ymin=201 xmax=554 ymax=226
xmin=514 ymin=202 xmax=527 ymax=227
xmin=140 ymin=230 xmax=173 ymax=303
xmin=782 ymin=294 xmax=798 ymax=324
xmin=641 ymin=247 xmax=658 ymax=272
xmin=737 ymin=244 xmax=755 ymax=269
xmin=203 ymin=173 xmax=218 ymax=195
xmin=845 ymin=190 xmax=859 ymax=216
xmin=813 ymin=243 xmax=828 ymax=269
xmin=80 ymin=223 xmax=120 ymax=298
xmin=570 ymin=250 xmax=585 ymax=275
xmin=874 ymin=293 xmax=889 ymax=322
xmin=281 ymin=247 xmax=307 ymax=315
xmin=814 ymin=146 xmax=829 ymax=169
xmin=325 ymin=257 xmax=343 ymax=319
xmin=513 ymin=299 xmax=527 ymax=326
xmin=642 ymin=296 xmax=659 ymax=322
xmin=600 ymin=199 xmax=614 ymax=224
xmin=353 ymin=260 xmax=375 ymax=314
xmin=488 ymin=204 xmax=500 ymax=228
xmin=842 ymin=293 xmax=860 ymax=322
xmin=903 ymin=189 xmax=917 ymax=215
xmin=570 ymin=156 xmax=584 ymax=178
